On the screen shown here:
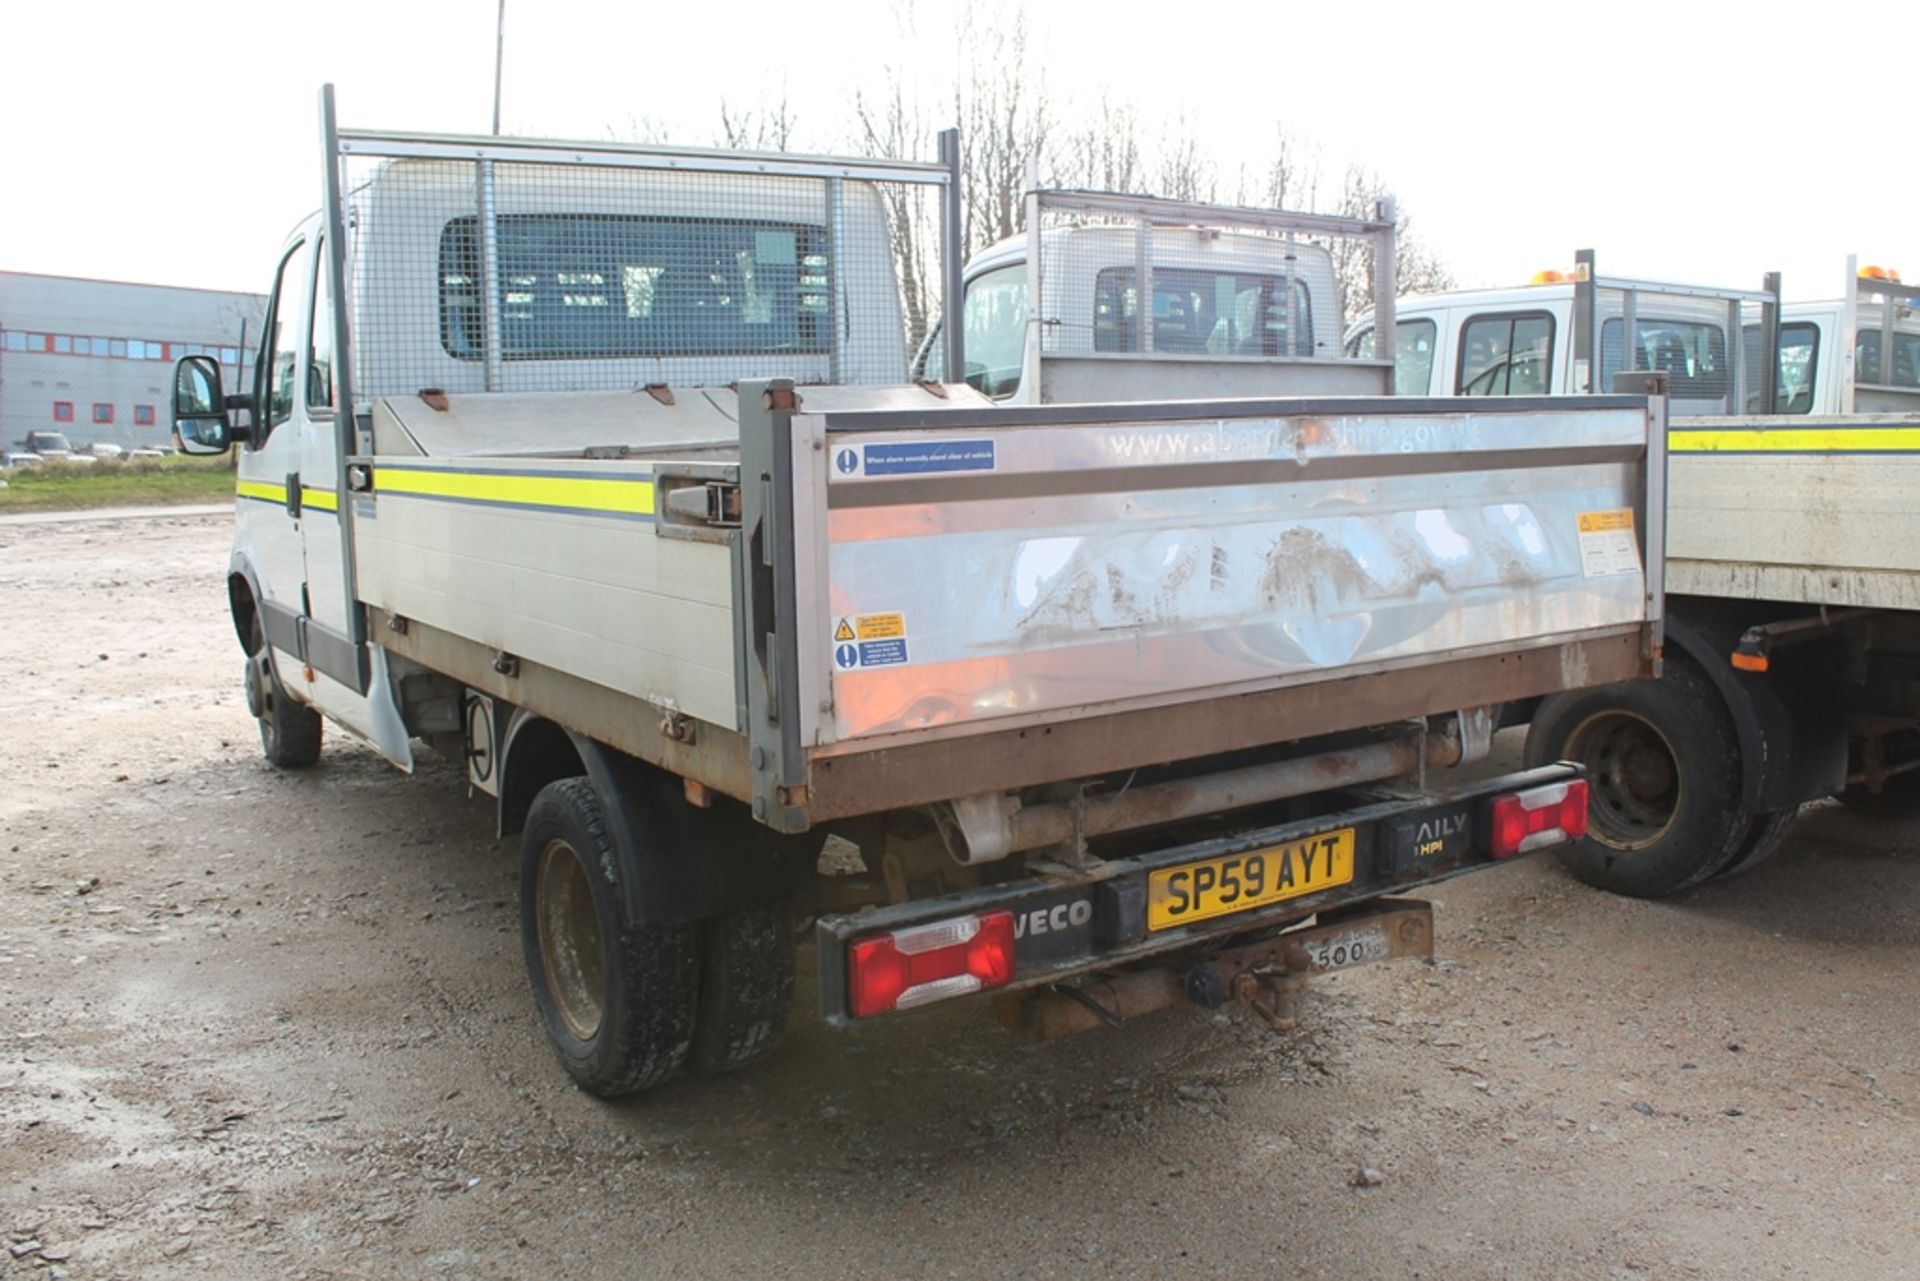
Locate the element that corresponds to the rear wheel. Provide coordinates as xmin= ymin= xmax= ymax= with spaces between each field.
xmin=1525 ymin=658 xmax=1752 ymax=898
xmin=1712 ymin=805 xmax=1799 ymax=878
xmin=520 ymin=777 xmax=699 ymax=1097
xmin=245 ymin=611 xmax=321 ymax=768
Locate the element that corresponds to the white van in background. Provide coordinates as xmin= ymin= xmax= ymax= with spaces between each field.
xmin=1346 ymin=256 xmax=1920 ymax=416
xmin=914 ymin=208 xmax=1378 ymax=405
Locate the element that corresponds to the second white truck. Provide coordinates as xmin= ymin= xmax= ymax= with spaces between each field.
xmin=1349 ymin=256 xmax=1920 ymax=895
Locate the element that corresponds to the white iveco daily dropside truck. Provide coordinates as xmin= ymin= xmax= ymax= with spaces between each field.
xmin=174 ymin=89 xmax=1667 ymax=1096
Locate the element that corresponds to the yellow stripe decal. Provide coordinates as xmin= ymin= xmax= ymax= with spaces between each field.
xmin=373 ymin=467 xmax=655 ymax=519
xmin=236 ymin=479 xmax=285 ymax=504
xmin=1670 ymin=426 xmax=1920 ymax=454
xmin=302 ymin=487 xmax=340 ymax=512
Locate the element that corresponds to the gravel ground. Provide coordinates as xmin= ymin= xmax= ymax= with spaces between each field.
xmin=2 ymin=513 xmax=1917 ymax=1280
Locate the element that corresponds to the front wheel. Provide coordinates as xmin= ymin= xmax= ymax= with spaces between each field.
xmin=1525 ymin=658 xmax=1752 ymax=898
xmin=245 ymin=611 xmax=321 ymax=768
xmin=520 ymin=777 xmax=699 ymax=1097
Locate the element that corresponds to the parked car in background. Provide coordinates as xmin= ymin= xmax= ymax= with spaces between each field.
xmin=22 ymin=431 xmax=75 ymax=458
xmin=88 ymin=442 xmax=126 ymax=459
xmin=128 ymin=446 xmax=167 ymax=460
xmin=3 ymin=451 xmax=44 ymax=469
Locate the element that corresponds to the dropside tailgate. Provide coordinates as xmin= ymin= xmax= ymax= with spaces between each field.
xmin=776 ymin=392 xmax=1656 ymax=732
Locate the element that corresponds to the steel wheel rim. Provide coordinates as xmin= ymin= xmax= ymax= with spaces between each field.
xmin=1564 ymin=710 xmax=1680 ymax=851
xmin=536 ymin=838 xmax=605 ymax=1042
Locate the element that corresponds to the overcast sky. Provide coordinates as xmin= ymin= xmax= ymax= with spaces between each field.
xmin=2 ymin=0 xmax=1910 ymax=302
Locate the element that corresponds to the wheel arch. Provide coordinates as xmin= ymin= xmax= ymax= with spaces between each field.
xmin=227 ymin=557 xmax=265 ymax=653
xmin=1663 ymin=609 xmax=1847 ymax=810
xmin=498 ymin=710 xmax=817 ymax=925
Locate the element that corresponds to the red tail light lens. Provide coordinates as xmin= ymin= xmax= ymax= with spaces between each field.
xmin=848 ymin=910 xmax=1017 ymax=1019
xmin=1490 ymin=779 xmax=1590 ymax=858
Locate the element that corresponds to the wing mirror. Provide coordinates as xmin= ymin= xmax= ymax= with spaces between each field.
xmin=173 ymin=356 xmax=234 ymax=455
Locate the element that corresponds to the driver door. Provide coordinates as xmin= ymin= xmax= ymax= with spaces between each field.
xmin=293 ymin=235 xmax=413 ymax=768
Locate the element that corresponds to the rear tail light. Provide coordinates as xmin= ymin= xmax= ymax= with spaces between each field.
xmin=848 ymin=910 xmax=1016 ymax=1019
xmin=1490 ymin=779 xmax=1590 ymax=859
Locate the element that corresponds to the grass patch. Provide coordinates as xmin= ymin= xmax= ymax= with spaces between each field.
xmin=0 ymin=455 xmax=237 ymax=512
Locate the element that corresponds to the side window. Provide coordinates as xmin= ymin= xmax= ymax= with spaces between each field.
xmin=959 ymin=265 xmax=1027 ymax=398
xmin=1742 ymin=321 xmax=1820 ymax=413
xmin=1392 ymin=319 xmax=1436 ymax=395
xmin=307 ymin=240 xmax=335 ymax=410
xmin=260 ymin=242 xmax=306 ymax=433
xmin=1457 ymin=312 xmax=1554 ymax=396
xmin=1348 ymin=319 xmax=1437 ymax=395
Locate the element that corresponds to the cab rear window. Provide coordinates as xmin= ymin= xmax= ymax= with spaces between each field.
xmin=1856 ymin=328 xmax=1920 ymax=388
xmin=1600 ymin=318 xmax=1729 ymax=400
xmin=440 ymin=215 xmax=831 ymax=360
xmin=1094 ymin=268 xmax=1313 ymax=357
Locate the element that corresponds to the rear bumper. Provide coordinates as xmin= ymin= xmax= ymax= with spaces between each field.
xmin=815 ymin=763 xmax=1581 ymax=1025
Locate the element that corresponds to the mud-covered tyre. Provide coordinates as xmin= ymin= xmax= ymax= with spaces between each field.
xmin=1710 ymin=806 xmax=1799 ymax=880
xmin=1524 ymin=657 xmax=1752 ymax=898
xmin=689 ymin=906 xmax=795 ymax=1076
xmin=520 ymin=777 xmax=698 ymax=1097
xmin=246 ymin=611 xmax=321 ymax=769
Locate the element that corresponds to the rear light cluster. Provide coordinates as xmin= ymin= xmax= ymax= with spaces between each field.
xmin=1489 ymin=779 xmax=1590 ymax=858
xmin=848 ymin=910 xmax=1016 ymax=1019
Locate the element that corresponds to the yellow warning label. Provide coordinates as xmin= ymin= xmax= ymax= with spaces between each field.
xmin=1577 ymin=508 xmax=1640 ymax=578
xmin=855 ymin=612 xmax=906 ymax=641
xmin=834 ymin=618 xmax=856 ymax=643
xmin=1577 ymin=509 xmax=1634 ymax=533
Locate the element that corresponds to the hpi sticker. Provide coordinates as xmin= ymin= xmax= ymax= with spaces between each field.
xmin=831 ymin=612 xmax=910 ymax=669
xmin=1577 ymin=509 xmax=1640 ymax=577
xmin=830 ymin=440 xmax=996 ymax=479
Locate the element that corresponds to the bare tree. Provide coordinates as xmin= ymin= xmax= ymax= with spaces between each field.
xmin=1051 ymin=95 xmax=1141 ymax=193
xmin=1151 ymin=113 xmax=1217 ymax=204
xmin=1256 ymin=125 xmax=1322 ymax=213
xmin=718 ymin=96 xmax=797 ymax=152
xmin=1329 ymin=165 xmax=1454 ymax=324
xmin=852 ymin=79 xmax=938 ymax=354
xmin=604 ymin=115 xmax=668 ymax=145
xmin=951 ymin=3 xmax=1052 ymax=254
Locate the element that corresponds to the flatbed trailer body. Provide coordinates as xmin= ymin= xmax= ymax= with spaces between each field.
xmin=1667 ymin=412 xmax=1920 ymax=610
xmin=346 ymin=387 xmax=1662 ymax=832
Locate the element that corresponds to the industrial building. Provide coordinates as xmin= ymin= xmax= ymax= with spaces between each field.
xmin=0 ymin=271 xmax=266 ymax=453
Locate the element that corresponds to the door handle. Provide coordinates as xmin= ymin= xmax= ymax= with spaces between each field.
xmin=285 ymin=471 xmax=303 ymax=518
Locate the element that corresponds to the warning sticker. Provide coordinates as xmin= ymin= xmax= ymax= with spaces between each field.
xmin=1577 ymin=508 xmax=1641 ymax=577
xmin=830 ymin=613 xmax=911 ymax=669
xmin=832 ymin=440 xmax=996 ymax=479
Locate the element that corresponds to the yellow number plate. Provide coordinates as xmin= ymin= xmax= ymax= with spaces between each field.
xmin=1146 ymin=828 xmax=1356 ymax=931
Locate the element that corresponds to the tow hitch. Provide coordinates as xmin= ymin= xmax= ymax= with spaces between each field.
xmin=993 ymin=899 xmax=1434 ymax=1042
